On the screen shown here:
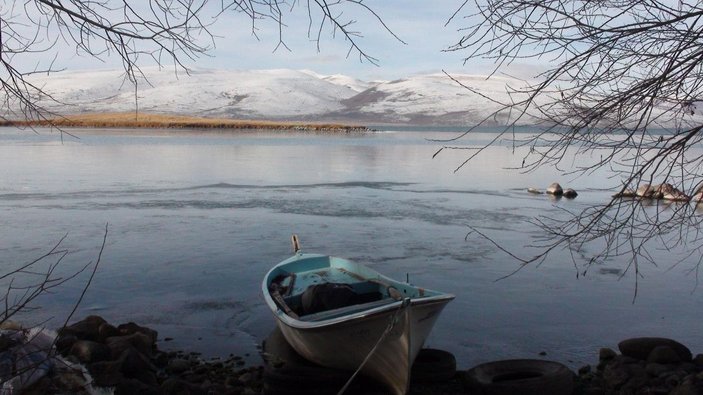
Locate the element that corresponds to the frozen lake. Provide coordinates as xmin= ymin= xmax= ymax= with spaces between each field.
xmin=1 ymin=126 xmax=701 ymax=368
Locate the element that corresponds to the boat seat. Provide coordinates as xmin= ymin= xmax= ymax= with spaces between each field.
xmin=298 ymin=297 xmax=400 ymax=322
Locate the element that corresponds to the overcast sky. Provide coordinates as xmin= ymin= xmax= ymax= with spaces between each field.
xmin=197 ymin=1 xmax=475 ymax=80
xmin=25 ymin=1 xmax=545 ymax=81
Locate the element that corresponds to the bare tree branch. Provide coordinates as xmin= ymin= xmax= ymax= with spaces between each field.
xmin=2 ymin=1 xmax=399 ymax=134
xmin=445 ymin=0 xmax=703 ymax=286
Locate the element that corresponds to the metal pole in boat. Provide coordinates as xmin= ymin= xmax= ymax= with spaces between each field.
xmin=291 ymin=234 xmax=301 ymax=254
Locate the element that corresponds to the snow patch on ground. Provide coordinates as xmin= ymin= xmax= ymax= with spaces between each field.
xmin=25 ymin=67 xmax=539 ymax=124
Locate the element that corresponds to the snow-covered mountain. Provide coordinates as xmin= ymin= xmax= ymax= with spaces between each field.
xmin=27 ymin=67 xmax=530 ymax=125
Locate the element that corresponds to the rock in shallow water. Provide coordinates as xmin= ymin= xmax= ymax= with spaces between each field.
xmin=546 ymin=182 xmax=563 ymax=195
xmin=563 ymin=188 xmax=578 ymax=198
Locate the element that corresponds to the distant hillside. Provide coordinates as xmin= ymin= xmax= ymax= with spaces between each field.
xmin=24 ymin=67 xmax=533 ymax=125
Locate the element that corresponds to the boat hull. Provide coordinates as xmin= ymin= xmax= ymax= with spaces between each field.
xmin=274 ymin=298 xmax=451 ymax=395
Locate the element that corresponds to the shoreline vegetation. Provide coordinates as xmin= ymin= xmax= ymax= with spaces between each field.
xmin=0 ymin=112 xmax=368 ymax=132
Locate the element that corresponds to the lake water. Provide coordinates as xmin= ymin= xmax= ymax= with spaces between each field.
xmin=1 ymin=126 xmax=701 ymax=369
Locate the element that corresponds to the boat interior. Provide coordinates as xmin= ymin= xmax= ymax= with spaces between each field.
xmin=268 ymin=255 xmax=436 ymax=322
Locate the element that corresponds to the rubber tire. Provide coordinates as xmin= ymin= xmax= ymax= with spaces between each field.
xmin=411 ymin=348 xmax=457 ymax=383
xmin=463 ymin=359 xmax=574 ymax=395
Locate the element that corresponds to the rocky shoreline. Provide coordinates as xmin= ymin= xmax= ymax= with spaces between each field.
xmin=5 ymin=316 xmax=703 ymax=394
xmin=573 ymin=337 xmax=703 ymax=395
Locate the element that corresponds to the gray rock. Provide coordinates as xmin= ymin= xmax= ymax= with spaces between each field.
xmin=117 ymin=322 xmax=158 ymax=344
xmin=563 ymin=188 xmax=578 ymax=198
xmin=669 ymin=381 xmax=703 ymax=395
xmin=658 ymin=183 xmax=690 ymax=201
xmin=603 ymin=363 xmax=630 ymax=389
xmin=602 ymin=358 xmax=647 ymax=391
xmin=106 ymin=332 xmax=154 ymax=358
xmin=238 ymin=372 xmax=253 ymax=385
xmin=648 ymin=346 xmax=683 ymax=364
xmin=663 ymin=371 xmax=686 ymax=388
xmin=693 ymin=354 xmax=703 ymax=367
xmin=619 ymin=337 xmax=692 ymax=362
xmin=527 ymin=187 xmax=542 ymax=194
xmin=119 ymin=348 xmax=156 ymax=379
xmin=153 ymin=351 xmax=169 ymax=368
xmin=546 ymin=182 xmax=563 ymax=195
xmin=55 ymin=333 xmax=77 ymax=353
xmin=621 ymin=355 xmax=644 ymax=365
xmin=646 ymin=362 xmax=673 ymax=377
xmin=60 ymin=315 xmax=107 ymax=341
xmin=621 ymin=374 xmax=649 ymax=393
xmin=98 ymin=323 xmax=120 ymax=342
xmin=613 ymin=188 xmax=636 ymax=198
xmin=167 ymin=358 xmax=191 ymax=374
xmin=89 ymin=359 xmax=124 ymax=387
xmin=0 ymin=321 xmax=23 ymax=331
xmin=680 ymin=363 xmax=698 ymax=373
xmin=636 ymin=184 xmax=663 ymax=198
xmin=69 ymin=340 xmax=111 ymax=364
xmin=579 ymin=365 xmax=592 ymax=375
xmin=599 ymin=347 xmax=617 ymax=361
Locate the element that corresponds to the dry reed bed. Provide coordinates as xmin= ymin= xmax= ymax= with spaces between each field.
xmin=0 ymin=113 xmax=367 ymax=132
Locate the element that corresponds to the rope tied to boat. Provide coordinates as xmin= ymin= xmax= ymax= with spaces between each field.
xmin=336 ymin=297 xmax=411 ymax=395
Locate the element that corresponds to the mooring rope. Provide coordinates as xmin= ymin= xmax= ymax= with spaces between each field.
xmin=336 ymin=298 xmax=410 ymax=395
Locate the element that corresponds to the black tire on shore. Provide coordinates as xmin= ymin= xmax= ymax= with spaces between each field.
xmin=463 ymin=359 xmax=574 ymax=395
xmin=411 ymin=348 xmax=457 ymax=383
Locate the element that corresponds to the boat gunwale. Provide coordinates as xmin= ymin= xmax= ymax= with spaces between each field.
xmin=273 ymin=294 xmax=455 ymax=330
xmin=262 ymin=253 xmax=455 ymax=330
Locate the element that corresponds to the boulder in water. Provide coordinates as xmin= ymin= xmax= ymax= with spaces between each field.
xmin=657 ymin=183 xmax=690 ymax=201
xmin=563 ymin=188 xmax=578 ymax=198
xmin=546 ymin=183 xmax=563 ymax=195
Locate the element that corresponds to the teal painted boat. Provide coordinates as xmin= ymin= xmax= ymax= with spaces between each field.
xmin=262 ymin=239 xmax=454 ymax=395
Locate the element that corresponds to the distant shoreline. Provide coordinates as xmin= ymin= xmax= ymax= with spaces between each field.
xmin=0 ymin=112 xmax=368 ymax=132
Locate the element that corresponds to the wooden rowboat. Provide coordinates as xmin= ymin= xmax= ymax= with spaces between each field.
xmin=262 ymin=239 xmax=454 ymax=395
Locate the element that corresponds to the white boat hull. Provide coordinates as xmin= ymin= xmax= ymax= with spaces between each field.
xmin=275 ymin=299 xmax=451 ymax=395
